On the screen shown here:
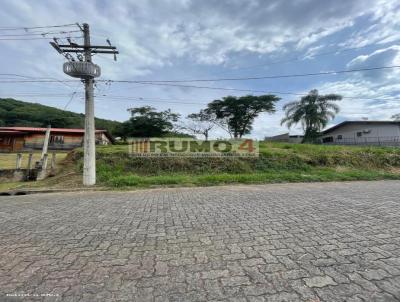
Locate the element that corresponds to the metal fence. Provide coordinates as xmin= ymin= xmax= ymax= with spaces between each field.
xmin=322 ymin=136 xmax=400 ymax=146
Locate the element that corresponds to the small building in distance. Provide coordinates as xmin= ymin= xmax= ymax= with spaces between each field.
xmin=320 ymin=121 xmax=400 ymax=146
xmin=264 ymin=133 xmax=303 ymax=143
xmin=0 ymin=127 xmax=113 ymax=152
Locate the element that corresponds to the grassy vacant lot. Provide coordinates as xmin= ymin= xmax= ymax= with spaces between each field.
xmin=69 ymin=142 xmax=400 ymax=188
xmin=0 ymin=152 xmax=68 ymax=170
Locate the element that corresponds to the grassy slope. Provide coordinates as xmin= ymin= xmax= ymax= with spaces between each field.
xmin=73 ymin=142 xmax=400 ymax=188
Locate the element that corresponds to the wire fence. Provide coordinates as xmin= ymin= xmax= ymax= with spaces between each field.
xmin=321 ymin=136 xmax=400 ymax=146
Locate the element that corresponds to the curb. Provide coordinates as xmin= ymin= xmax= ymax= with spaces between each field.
xmin=0 ymin=187 xmax=102 ymax=196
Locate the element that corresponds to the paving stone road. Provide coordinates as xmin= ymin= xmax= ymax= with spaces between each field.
xmin=1 ymin=181 xmax=400 ymax=301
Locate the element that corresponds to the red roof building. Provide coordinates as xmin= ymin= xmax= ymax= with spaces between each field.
xmin=0 ymin=127 xmax=113 ymax=152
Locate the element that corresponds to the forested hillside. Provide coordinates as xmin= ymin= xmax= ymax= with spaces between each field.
xmin=0 ymin=98 xmax=121 ymax=135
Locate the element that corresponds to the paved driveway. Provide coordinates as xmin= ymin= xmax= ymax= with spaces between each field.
xmin=0 ymin=181 xmax=400 ymax=301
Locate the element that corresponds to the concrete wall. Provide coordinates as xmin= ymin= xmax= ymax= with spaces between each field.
xmin=289 ymin=136 xmax=303 ymax=143
xmin=265 ymin=133 xmax=303 ymax=143
xmin=265 ymin=133 xmax=290 ymax=142
xmin=321 ymin=123 xmax=400 ymax=145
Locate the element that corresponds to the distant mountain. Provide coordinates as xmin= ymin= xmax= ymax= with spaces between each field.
xmin=0 ymin=98 xmax=121 ymax=135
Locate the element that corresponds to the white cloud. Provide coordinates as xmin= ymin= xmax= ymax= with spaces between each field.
xmin=340 ymin=0 xmax=400 ymax=48
xmin=346 ymin=45 xmax=400 ymax=81
xmin=318 ymin=79 xmax=400 ymax=123
xmin=1 ymin=0 xmax=400 ymax=139
xmin=1 ymin=0 xmax=395 ymax=70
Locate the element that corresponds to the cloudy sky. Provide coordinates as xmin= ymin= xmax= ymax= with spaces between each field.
xmin=1 ymin=0 xmax=400 ymax=138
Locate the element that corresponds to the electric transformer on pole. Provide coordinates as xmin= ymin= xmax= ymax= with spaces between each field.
xmin=50 ymin=23 xmax=118 ymax=186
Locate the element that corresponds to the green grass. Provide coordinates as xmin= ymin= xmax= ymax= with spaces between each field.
xmin=0 ymin=181 xmax=23 ymax=191
xmin=97 ymin=167 xmax=400 ymax=188
xmin=80 ymin=141 xmax=400 ymax=188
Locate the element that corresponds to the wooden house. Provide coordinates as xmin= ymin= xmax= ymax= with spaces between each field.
xmin=0 ymin=127 xmax=113 ymax=152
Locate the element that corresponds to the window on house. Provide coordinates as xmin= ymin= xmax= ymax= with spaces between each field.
xmin=50 ymin=135 xmax=64 ymax=144
xmin=356 ymin=132 xmax=362 ymax=137
xmin=337 ymin=135 xmax=343 ymax=140
xmin=0 ymin=137 xmax=12 ymax=145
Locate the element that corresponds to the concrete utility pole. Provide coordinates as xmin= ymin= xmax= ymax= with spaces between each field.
xmin=82 ymin=24 xmax=96 ymax=186
xmin=50 ymin=23 xmax=118 ymax=186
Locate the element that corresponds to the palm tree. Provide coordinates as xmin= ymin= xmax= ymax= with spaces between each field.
xmin=281 ymin=89 xmax=342 ymax=143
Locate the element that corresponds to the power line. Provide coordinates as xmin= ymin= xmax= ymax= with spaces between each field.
xmin=64 ymin=81 xmax=83 ymax=109
xmin=0 ymin=23 xmax=77 ymax=31
xmin=0 ymin=79 xmax=77 ymax=83
xmin=1 ymin=92 xmax=203 ymax=105
xmin=99 ymin=81 xmax=400 ymax=101
xmin=64 ymin=92 xmax=78 ymax=109
xmin=119 ymin=65 xmax=400 ymax=83
xmin=0 ymin=30 xmax=81 ymax=37
xmin=0 ymin=73 xmax=76 ymax=89
xmin=2 ymin=80 xmax=400 ymax=102
xmin=95 ymin=95 xmax=206 ymax=106
xmin=6 ymin=93 xmax=400 ymax=110
xmin=224 ymin=42 xmax=400 ymax=72
xmin=1 ymin=65 xmax=400 ymax=102
xmin=0 ymin=93 xmax=206 ymax=107
xmin=108 ymin=82 xmax=272 ymax=93
xmin=2 ymin=80 xmax=400 ymax=103
xmin=0 ymin=80 xmax=339 ymax=97
xmin=0 ymin=36 xmax=82 ymax=41
xmin=2 ymin=64 xmax=400 ymax=85
xmin=89 ymin=93 xmax=400 ymax=103
xmin=5 ymin=89 xmax=400 ymax=104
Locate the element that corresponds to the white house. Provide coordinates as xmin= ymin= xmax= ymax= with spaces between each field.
xmin=320 ymin=121 xmax=400 ymax=146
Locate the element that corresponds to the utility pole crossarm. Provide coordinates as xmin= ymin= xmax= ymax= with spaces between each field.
xmin=61 ymin=49 xmax=119 ymax=54
xmin=56 ymin=45 xmax=117 ymax=49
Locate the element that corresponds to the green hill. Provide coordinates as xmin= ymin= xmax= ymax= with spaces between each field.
xmin=0 ymin=98 xmax=121 ymax=135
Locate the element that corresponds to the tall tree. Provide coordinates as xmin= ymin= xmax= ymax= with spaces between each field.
xmin=205 ymin=95 xmax=279 ymax=138
xmin=281 ymin=89 xmax=342 ymax=143
xmin=181 ymin=110 xmax=215 ymax=140
xmin=391 ymin=113 xmax=400 ymax=121
xmin=116 ymin=106 xmax=180 ymax=138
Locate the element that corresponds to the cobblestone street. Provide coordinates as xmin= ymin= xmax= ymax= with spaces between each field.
xmin=1 ymin=181 xmax=400 ymax=301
